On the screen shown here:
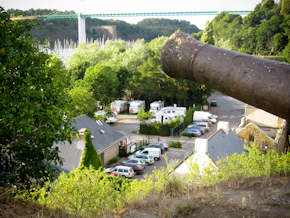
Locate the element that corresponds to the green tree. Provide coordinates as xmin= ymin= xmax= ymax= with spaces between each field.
xmin=79 ymin=130 xmax=103 ymax=170
xmin=67 ymin=82 xmax=97 ymax=118
xmin=0 ymin=8 xmax=73 ymax=188
xmin=200 ymin=21 xmax=214 ymax=45
xmin=137 ymin=110 xmax=154 ymax=123
xmin=84 ymin=64 xmax=120 ymax=106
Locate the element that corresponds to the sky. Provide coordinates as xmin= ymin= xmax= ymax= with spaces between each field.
xmin=1 ymin=0 xmax=263 ymax=30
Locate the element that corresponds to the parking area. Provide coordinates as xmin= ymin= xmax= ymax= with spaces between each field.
xmin=112 ymin=91 xmax=245 ymax=180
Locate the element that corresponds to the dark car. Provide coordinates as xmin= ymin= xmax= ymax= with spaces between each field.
xmin=210 ymin=100 xmax=217 ymax=106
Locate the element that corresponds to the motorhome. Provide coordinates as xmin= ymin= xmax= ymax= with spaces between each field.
xmin=151 ymin=111 xmax=179 ymax=124
xmin=94 ymin=111 xmax=118 ymax=123
xmin=129 ymin=100 xmax=145 ymax=114
xmin=193 ymin=111 xmax=218 ymax=123
xmin=110 ymin=100 xmax=128 ymax=113
xmin=149 ymin=101 xmax=164 ymax=114
xmin=159 ymin=105 xmax=187 ymax=116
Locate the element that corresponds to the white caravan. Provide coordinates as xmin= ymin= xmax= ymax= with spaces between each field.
xmin=193 ymin=111 xmax=218 ymax=123
xmin=149 ymin=101 xmax=164 ymax=114
xmin=110 ymin=100 xmax=127 ymax=113
xmin=151 ymin=112 xmax=179 ymax=124
xmin=94 ymin=111 xmax=118 ymax=124
xmin=159 ymin=105 xmax=187 ymax=117
xmin=129 ymin=100 xmax=145 ymax=114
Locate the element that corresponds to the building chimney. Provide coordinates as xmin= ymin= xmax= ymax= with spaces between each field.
xmin=195 ymin=138 xmax=208 ymax=153
xmin=217 ymin=121 xmax=229 ymax=134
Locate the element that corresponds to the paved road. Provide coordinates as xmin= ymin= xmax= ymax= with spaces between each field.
xmin=112 ymin=91 xmax=246 ymax=180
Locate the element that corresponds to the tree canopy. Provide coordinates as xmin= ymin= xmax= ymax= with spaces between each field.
xmin=0 ymin=7 xmax=73 ymax=188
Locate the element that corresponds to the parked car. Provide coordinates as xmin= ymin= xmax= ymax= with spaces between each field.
xmin=182 ymin=128 xmax=202 ymax=137
xmin=155 ymin=141 xmax=169 ymax=150
xmin=136 ymin=147 xmax=161 ymax=160
xmin=210 ymin=100 xmax=217 ymax=106
xmin=128 ymin=154 xmax=155 ymax=165
xmin=104 ymin=166 xmax=134 ymax=178
xmin=121 ymin=159 xmax=146 ymax=168
xmin=195 ymin=119 xmax=212 ymax=126
xmin=147 ymin=144 xmax=165 ymax=153
xmin=187 ymin=124 xmax=206 ymax=134
xmin=192 ymin=122 xmax=210 ymax=131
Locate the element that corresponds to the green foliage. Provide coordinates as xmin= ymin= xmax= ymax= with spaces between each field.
xmin=79 ymin=130 xmax=103 ymax=170
xmin=84 ymin=64 xmax=120 ymax=106
xmin=67 ymin=83 xmax=97 ymax=118
xmin=169 ymin=141 xmax=182 ymax=149
xmin=140 ymin=123 xmax=172 ymax=136
xmin=108 ymin=157 xmax=120 ymax=166
xmin=35 ymin=167 xmax=130 ymax=217
xmin=191 ymin=31 xmax=203 ymax=40
xmin=183 ymin=144 xmax=290 ymax=187
xmin=0 ymin=7 xmax=74 ymax=189
xmin=137 ymin=110 xmax=154 ymax=123
xmin=200 ymin=21 xmax=214 ymax=45
xmin=119 ymin=146 xmax=127 ymax=158
xmin=182 ymin=132 xmax=193 ymax=137
xmin=207 ymin=1 xmax=290 ymax=58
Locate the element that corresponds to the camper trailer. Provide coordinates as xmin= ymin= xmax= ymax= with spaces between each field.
xmin=129 ymin=100 xmax=145 ymax=114
xmin=110 ymin=100 xmax=128 ymax=113
xmin=159 ymin=105 xmax=187 ymax=117
xmin=149 ymin=101 xmax=164 ymax=114
xmin=151 ymin=111 xmax=179 ymax=124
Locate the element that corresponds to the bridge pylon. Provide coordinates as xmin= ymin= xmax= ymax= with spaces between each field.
xmin=78 ymin=13 xmax=86 ymax=44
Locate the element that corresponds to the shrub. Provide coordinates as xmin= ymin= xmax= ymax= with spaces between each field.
xmin=119 ymin=146 xmax=126 ymax=157
xmin=79 ymin=129 xmax=103 ymax=170
xmin=182 ymin=132 xmax=193 ymax=137
xmin=169 ymin=141 xmax=182 ymax=149
xmin=108 ymin=156 xmax=120 ymax=166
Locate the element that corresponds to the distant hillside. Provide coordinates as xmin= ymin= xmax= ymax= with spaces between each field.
xmin=7 ymin=9 xmax=200 ymax=46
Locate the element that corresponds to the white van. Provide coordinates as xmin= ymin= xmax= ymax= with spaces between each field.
xmin=193 ymin=111 xmax=218 ymax=123
xmin=136 ymin=147 xmax=161 ymax=160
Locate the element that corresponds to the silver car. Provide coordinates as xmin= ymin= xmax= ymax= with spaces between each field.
xmin=155 ymin=141 xmax=169 ymax=150
xmin=121 ymin=159 xmax=146 ymax=168
xmin=128 ymin=154 xmax=155 ymax=165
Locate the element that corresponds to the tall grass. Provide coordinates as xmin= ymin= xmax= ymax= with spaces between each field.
xmin=25 ymin=144 xmax=290 ymax=217
xmin=183 ymin=144 xmax=290 ymax=188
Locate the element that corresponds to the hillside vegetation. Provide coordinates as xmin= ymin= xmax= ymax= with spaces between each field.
xmin=7 ymin=8 xmax=200 ymax=44
xmin=192 ymin=0 xmax=290 ymax=63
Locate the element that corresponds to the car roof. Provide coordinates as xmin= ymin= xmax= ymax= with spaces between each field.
xmin=114 ymin=165 xmax=132 ymax=169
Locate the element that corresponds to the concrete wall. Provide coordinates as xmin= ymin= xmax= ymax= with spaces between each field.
xmin=99 ymin=141 xmax=120 ymax=165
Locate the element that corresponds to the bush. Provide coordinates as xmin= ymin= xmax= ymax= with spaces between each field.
xmin=140 ymin=123 xmax=172 ymax=136
xmin=182 ymin=132 xmax=193 ymax=138
xmin=119 ymin=146 xmax=126 ymax=157
xmin=169 ymin=141 xmax=182 ymax=149
xmin=79 ymin=130 xmax=103 ymax=170
xmin=108 ymin=156 xmax=120 ymax=166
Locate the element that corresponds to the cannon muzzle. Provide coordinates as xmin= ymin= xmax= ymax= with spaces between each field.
xmin=161 ymin=31 xmax=290 ymax=121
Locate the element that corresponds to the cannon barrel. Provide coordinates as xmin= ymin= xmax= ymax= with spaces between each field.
xmin=161 ymin=31 xmax=290 ymax=121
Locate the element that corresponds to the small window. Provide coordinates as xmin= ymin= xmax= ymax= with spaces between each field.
xmin=112 ymin=168 xmax=118 ymax=172
xmin=249 ymin=135 xmax=254 ymax=142
xmin=119 ymin=169 xmax=124 ymax=173
xmin=124 ymin=169 xmax=128 ymax=173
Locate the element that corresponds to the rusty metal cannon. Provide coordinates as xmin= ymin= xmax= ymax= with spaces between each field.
xmin=161 ymin=31 xmax=290 ymax=121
